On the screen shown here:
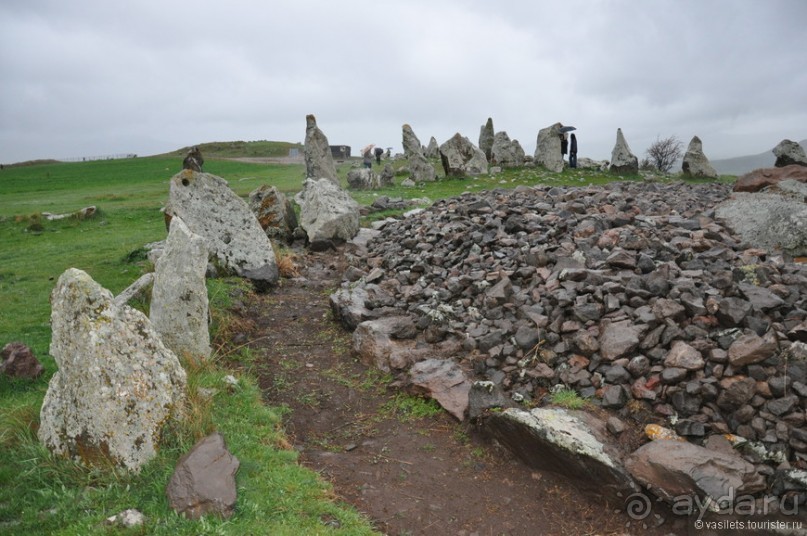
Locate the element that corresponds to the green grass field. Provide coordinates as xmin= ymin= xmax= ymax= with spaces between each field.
xmin=0 ymin=151 xmax=728 ymax=534
xmin=0 ymin=155 xmax=380 ymax=535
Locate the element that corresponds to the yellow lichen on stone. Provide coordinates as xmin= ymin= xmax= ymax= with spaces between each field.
xmin=645 ymin=423 xmax=685 ymax=441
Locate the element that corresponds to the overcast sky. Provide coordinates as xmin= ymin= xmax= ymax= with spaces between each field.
xmin=1 ymin=0 xmax=805 ymax=164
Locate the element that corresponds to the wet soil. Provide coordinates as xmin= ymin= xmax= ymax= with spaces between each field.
xmin=238 ymin=245 xmax=680 ymax=536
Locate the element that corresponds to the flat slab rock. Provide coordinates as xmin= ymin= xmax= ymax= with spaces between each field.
xmin=482 ymin=407 xmax=636 ymax=495
xmin=625 ymin=439 xmax=767 ymax=504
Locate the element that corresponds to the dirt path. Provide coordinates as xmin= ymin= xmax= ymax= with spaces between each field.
xmin=240 ymin=246 xmax=677 ymax=536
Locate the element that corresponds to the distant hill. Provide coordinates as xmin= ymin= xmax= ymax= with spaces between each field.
xmin=711 ymin=139 xmax=807 ymax=176
xmin=167 ymin=140 xmax=303 ymax=159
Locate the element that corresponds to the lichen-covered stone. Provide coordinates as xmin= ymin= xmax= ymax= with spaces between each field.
xmin=295 ymin=178 xmax=360 ymax=244
xmin=166 ymin=169 xmax=278 ymax=290
xmin=150 ymin=216 xmax=211 ymax=359
xmin=39 ymin=268 xmax=186 ymax=472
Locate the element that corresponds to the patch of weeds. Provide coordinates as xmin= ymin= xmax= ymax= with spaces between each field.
xmin=381 ymin=393 xmax=442 ymax=422
xmin=453 ymin=426 xmax=470 ymax=445
xmin=122 ymin=246 xmax=149 ymax=263
xmin=549 ymin=387 xmax=588 ymax=410
xmin=271 ymin=372 xmax=293 ymax=393
xmin=229 ymin=346 xmax=259 ymax=370
xmin=358 ymin=368 xmax=393 ymax=394
xmin=420 ymin=443 xmax=437 ymax=453
xmin=279 ymin=357 xmax=302 ymax=371
xmin=297 ymin=391 xmax=323 ymax=409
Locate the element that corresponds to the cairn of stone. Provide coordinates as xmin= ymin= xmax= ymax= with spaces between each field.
xmin=333 ymin=180 xmax=807 ymax=505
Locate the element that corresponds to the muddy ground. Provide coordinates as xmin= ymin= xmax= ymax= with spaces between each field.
xmin=233 ymin=246 xmax=681 ymax=536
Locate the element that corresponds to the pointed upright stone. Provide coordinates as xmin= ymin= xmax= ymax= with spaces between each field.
xmin=479 ymin=117 xmax=495 ymax=161
xmin=402 ymin=124 xmax=436 ymax=182
xmin=150 ymin=216 xmax=211 ymax=359
xmin=424 ymin=136 xmax=440 ymax=158
xmin=304 ymin=114 xmax=339 ymax=185
xmin=682 ymin=136 xmax=718 ymax=179
xmin=609 ymin=128 xmax=639 ymax=175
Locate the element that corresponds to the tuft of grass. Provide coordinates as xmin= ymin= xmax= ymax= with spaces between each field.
xmin=381 ymin=394 xmax=443 ymax=422
xmin=548 ymin=387 xmax=588 ymax=410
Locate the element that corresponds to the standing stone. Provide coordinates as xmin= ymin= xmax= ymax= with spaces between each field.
xmin=379 ymin=163 xmax=395 ymax=186
xmin=491 ymin=131 xmax=525 ymax=167
xmin=402 ymin=124 xmax=436 ymax=182
xmin=681 ymin=136 xmax=719 ymax=179
xmin=439 ymin=133 xmax=489 ymax=177
xmin=609 ymin=128 xmax=639 ymax=175
xmin=166 ymin=170 xmax=279 ymax=291
xmin=0 ymin=341 xmax=44 ymax=379
xmin=248 ymin=185 xmax=298 ymax=242
xmin=773 ymin=139 xmax=807 ymax=168
xmin=479 ymin=117 xmax=495 ymax=161
xmin=150 ymin=217 xmax=211 ymax=359
xmin=534 ymin=123 xmax=565 ymax=172
xmin=167 ymin=432 xmax=240 ymax=519
xmin=402 ymin=124 xmax=425 ymax=159
xmin=39 ymin=268 xmax=186 ymax=472
xmin=303 ymin=114 xmax=339 ymax=185
xmin=424 ymin=136 xmax=440 ymax=158
xmin=347 ymin=168 xmax=381 ymax=190
xmin=295 ymin=178 xmax=360 ymax=244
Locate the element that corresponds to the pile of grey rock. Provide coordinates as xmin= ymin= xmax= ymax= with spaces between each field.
xmin=335 ymin=180 xmax=807 ymax=476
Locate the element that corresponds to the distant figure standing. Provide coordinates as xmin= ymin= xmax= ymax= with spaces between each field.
xmin=374 ymin=146 xmax=384 ymax=165
xmin=183 ymin=146 xmax=204 ymax=172
xmin=362 ymin=152 xmax=372 ymax=169
xmin=569 ymin=133 xmax=578 ymax=168
xmin=560 ymin=133 xmax=568 ymax=160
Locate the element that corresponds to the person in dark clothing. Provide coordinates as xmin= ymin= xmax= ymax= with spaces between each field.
xmin=374 ymin=146 xmax=384 ymax=165
xmin=560 ymin=133 xmax=568 ymax=159
xmin=569 ymin=133 xmax=578 ymax=168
